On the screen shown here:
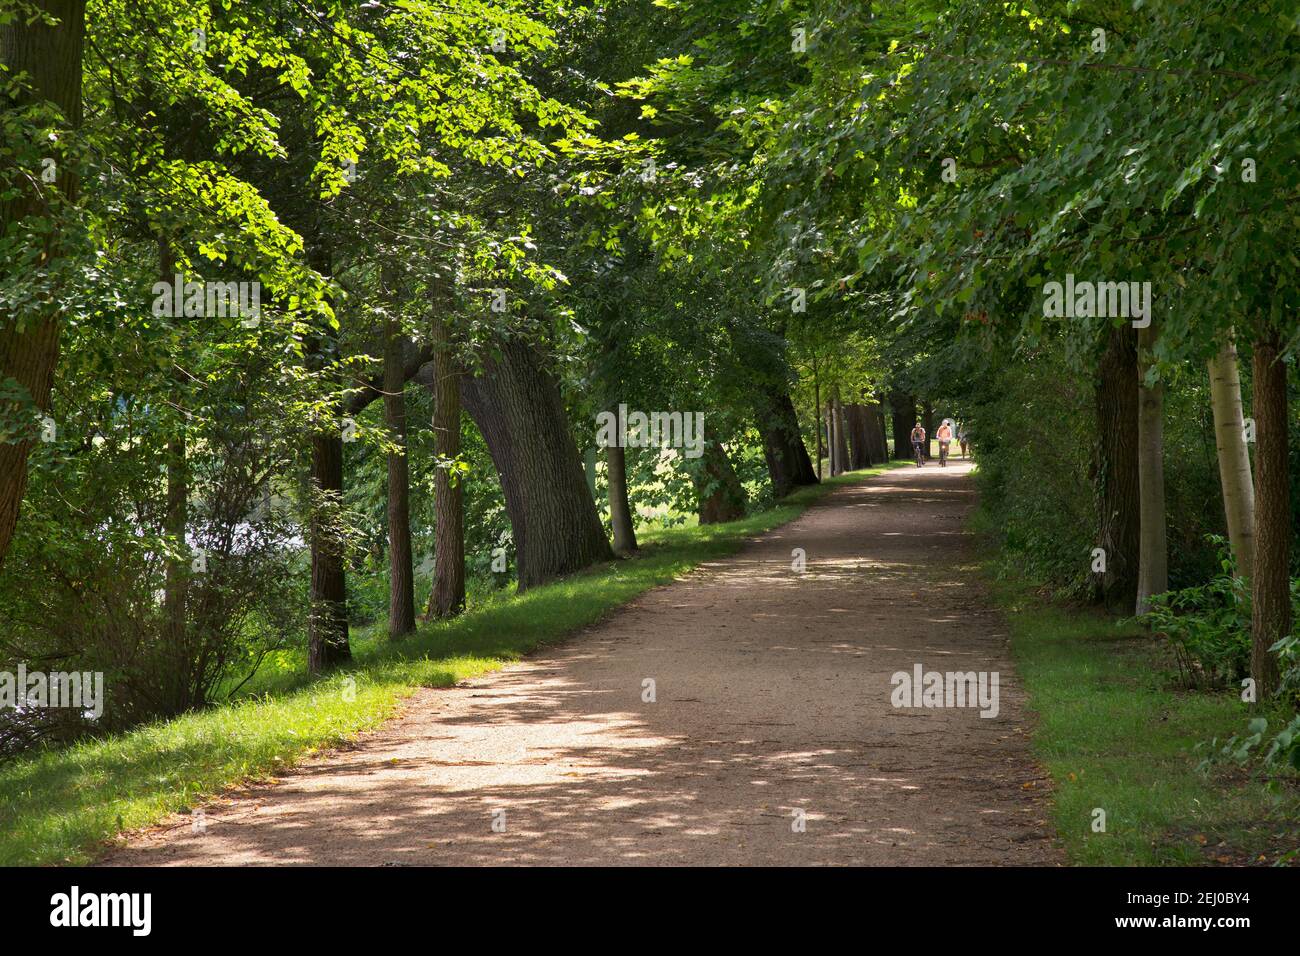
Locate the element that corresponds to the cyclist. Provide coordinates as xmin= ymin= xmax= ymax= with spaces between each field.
xmin=936 ymin=421 xmax=953 ymax=467
xmin=909 ymin=422 xmax=927 ymax=467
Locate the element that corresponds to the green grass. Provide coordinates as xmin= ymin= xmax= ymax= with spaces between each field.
xmin=990 ymin=575 xmax=1300 ymax=865
xmin=0 ymin=461 xmax=905 ymax=866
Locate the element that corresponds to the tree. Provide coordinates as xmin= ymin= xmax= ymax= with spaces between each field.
xmin=1207 ymin=335 xmax=1255 ymax=582
xmin=1094 ymin=324 xmax=1140 ymax=611
xmin=605 ymin=428 xmax=639 ymax=554
xmin=427 ymin=313 xmax=465 ymax=617
xmin=694 ymin=428 xmax=746 ymax=524
xmin=459 ymin=336 xmax=612 ymax=591
xmin=0 ymin=0 xmax=86 ymax=571
xmin=890 ymin=393 xmax=916 ymax=462
xmin=757 ymin=385 xmax=818 ymax=496
xmin=1250 ymin=327 xmax=1290 ymax=697
xmin=383 ymin=307 xmax=415 ymax=639
xmin=1135 ymin=322 xmax=1169 ymax=615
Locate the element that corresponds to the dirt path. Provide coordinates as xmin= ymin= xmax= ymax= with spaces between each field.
xmin=104 ymin=461 xmax=1061 ymax=866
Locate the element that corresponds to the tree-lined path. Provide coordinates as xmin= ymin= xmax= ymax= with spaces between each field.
xmin=105 ymin=466 xmax=1059 ymax=866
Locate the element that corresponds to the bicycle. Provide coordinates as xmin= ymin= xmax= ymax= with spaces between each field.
xmin=938 ymin=440 xmax=949 ymax=467
xmin=912 ymin=440 xmax=924 ymax=467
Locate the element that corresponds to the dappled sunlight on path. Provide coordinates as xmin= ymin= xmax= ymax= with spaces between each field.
xmin=104 ymin=460 xmax=1060 ymax=866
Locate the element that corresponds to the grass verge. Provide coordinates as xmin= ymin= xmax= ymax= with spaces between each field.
xmin=0 ymin=461 xmax=906 ymax=866
xmin=988 ymin=575 xmax=1300 ymax=865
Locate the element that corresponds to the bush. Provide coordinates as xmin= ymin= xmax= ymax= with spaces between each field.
xmin=1213 ymin=596 xmax=1300 ymax=772
xmin=0 ymin=396 xmax=304 ymax=754
xmin=1141 ymin=536 xmax=1252 ymax=689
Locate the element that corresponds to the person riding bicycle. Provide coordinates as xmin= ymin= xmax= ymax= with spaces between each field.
xmin=909 ymin=422 xmax=926 ymax=467
xmin=936 ymin=421 xmax=953 ymax=467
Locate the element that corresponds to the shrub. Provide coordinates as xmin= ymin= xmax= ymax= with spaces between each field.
xmin=1141 ymin=536 xmax=1252 ymax=690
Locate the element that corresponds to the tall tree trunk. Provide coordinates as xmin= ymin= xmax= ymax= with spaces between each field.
xmin=890 ymin=392 xmax=916 ymax=460
xmin=812 ymin=356 xmax=822 ymax=480
xmin=606 ymin=432 xmax=638 ymax=555
xmin=1093 ymin=324 xmax=1140 ymax=611
xmin=0 ymin=0 xmax=87 ymax=572
xmin=842 ymin=402 xmax=856 ymax=469
xmin=459 ymin=337 xmax=612 ymax=591
xmin=866 ymin=404 xmax=879 ymax=466
xmin=161 ymin=240 xmax=189 ymax=706
xmin=1207 ymin=336 xmax=1255 ymax=582
xmin=872 ymin=399 xmax=890 ymax=463
xmin=826 ymin=399 xmax=838 ymax=475
xmin=1135 ymin=322 xmax=1168 ymax=615
xmin=756 ymin=386 xmax=818 ymax=497
xmin=164 ymin=431 xmax=188 ymax=703
xmin=833 ymin=397 xmax=850 ymax=474
xmin=308 ymin=430 xmax=351 ymax=672
xmin=842 ymin=402 xmax=856 ymax=470
xmin=1250 ymin=329 xmax=1289 ymax=698
xmin=824 ymin=399 xmax=834 ymax=475
xmin=869 ymin=403 xmax=889 ymax=464
xmin=695 ymin=431 xmax=747 ymax=524
xmin=384 ymin=314 xmax=415 ymax=639
xmin=426 ymin=315 xmax=465 ymax=617
xmin=303 ymin=233 xmax=350 ymax=671
xmin=847 ymin=404 xmax=872 ymax=469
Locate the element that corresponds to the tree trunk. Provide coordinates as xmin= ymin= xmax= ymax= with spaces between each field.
xmin=1250 ymin=329 xmax=1289 ymax=698
xmin=812 ymin=357 xmax=823 ymax=480
xmin=308 ymin=430 xmax=351 ymax=672
xmin=163 ymin=431 xmax=188 ymax=696
xmin=826 ymin=399 xmax=837 ymax=475
xmin=1135 ymin=322 xmax=1168 ymax=615
xmin=159 ymin=238 xmax=193 ymax=709
xmin=833 ymin=397 xmax=850 ymax=474
xmin=0 ymin=0 xmax=87 ymax=572
xmin=160 ymin=240 xmax=186 ymax=650
xmin=757 ymin=386 xmax=818 ymax=498
xmin=922 ymin=403 xmax=934 ymax=459
xmin=427 ymin=314 xmax=465 ymax=617
xmin=841 ymin=400 xmax=855 ymax=469
xmin=871 ymin=400 xmax=890 ymax=463
xmin=304 ymin=233 xmax=350 ymax=671
xmin=823 ymin=399 xmax=834 ymax=475
xmin=384 ymin=314 xmax=415 ymax=639
xmin=1207 ymin=336 xmax=1255 ymax=582
xmin=1093 ymin=323 xmax=1140 ymax=611
xmin=869 ymin=403 xmax=889 ymax=464
xmin=890 ymin=392 xmax=916 ymax=460
xmin=842 ymin=402 xmax=856 ymax=470
xmin=847 ymin=403 xmax=872 ymax=469
xmin=459 ymin=337 xmax=612 ymax=591
xmin=606 ymin=433 xmax=638 ymax=555
xmin=867 ymin=405 xmax=880 ymax=465
xmin=695 ymin=432 xmax=747 ymax=524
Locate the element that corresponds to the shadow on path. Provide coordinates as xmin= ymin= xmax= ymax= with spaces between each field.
xmin=103 ymin=461 xmax=1061 ymax=866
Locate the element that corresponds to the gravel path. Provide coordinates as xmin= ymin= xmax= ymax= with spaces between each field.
xmin=104 ymin=461 xmax=1061 ymax=866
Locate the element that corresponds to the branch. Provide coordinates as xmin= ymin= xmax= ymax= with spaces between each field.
xmin=342 ymin=337 xmax=434 ymax=415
